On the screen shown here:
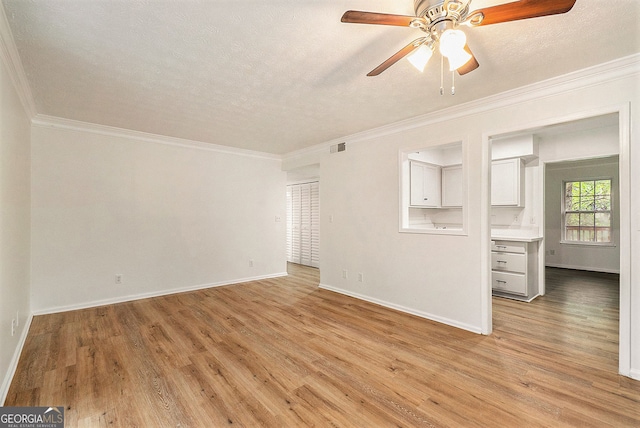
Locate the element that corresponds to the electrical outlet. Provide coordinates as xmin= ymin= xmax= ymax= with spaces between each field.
xmin=249 ymin=259 xmax=254 ymax=267
xmin=514 ymin=215 xmax=519 ymax=222
xmin=15 ymin=310 xmax=19 ymax=327
xmin=358 ymin=273 xmax=363 ymax=282
xmin=342 ymin=269 xmax=348 ymax=279
xmin=11 ymin=319 xmax=16 ymax=337
xmin=115 ymin=274 xmax=122 ymax=284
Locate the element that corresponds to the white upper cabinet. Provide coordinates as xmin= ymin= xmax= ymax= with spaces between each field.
xmin=441 ymin=164 xmax=463 ymax=207
xmin=491 ymin=158 xmax=524 ymax=207
xmin=401 ymin=141 xmax=466 ymax=234
xmin=410 ymin=161 xmax=441 ymax=207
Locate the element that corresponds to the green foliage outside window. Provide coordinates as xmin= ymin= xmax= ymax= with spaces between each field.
xmin=564 ymin=179 xmax=611 ymax=243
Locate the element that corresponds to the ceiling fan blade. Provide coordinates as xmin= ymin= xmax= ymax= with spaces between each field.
xmin=367 ymin=39 xmax=424 ymax=76
xmin=341 ymin=10 xmax=418 ymax=27
xmin=473 ymin=0 xmax=576 ymax=26
xmin=457 ymin=44 xmax=479 ymax=75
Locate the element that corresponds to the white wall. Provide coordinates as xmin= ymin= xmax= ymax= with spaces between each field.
xmin=545 ymin=156 xmax=620 ymax=273
xmin=30 ymin=124 xmax=287 ymax=313
xmin=283 ymin=58 xmax=640 ymax=378
xmin=292 ymin=126 xmax=488 ymax=332
xmin=0 ymin=50 xmax=32 ymax=401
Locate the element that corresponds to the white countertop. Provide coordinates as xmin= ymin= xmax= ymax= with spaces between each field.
xmin=491 ymin=228 xmax=543 ymax=242
xmin=491 ymin=234 xmax=543 ymax=242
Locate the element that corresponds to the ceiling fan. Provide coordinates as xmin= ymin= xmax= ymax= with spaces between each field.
xmin=341 ymin=0 xmax=577 ymax=77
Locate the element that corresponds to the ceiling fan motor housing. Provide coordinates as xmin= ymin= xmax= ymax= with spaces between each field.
xmin=414 ymin=0 xmax=471 ymax=25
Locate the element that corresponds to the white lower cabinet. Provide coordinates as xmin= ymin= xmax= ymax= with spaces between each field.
xmin=491 ymin=239 xmax=539 ymax=301
xmin=492 ymin=271 xmax=527 ymax=295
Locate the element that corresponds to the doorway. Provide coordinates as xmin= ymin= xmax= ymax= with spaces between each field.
xmin=286 ymin=181 xmax=319 ymax=268
xmin=544 ymin=156 xmax=620 ymax=274
xmin=285 ymin=164 xmax=320 ymax=270
xmin=486 ymin=108 xmax=631 ymax=377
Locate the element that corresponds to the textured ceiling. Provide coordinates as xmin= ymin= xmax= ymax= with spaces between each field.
xmin=3 ymin=0 xmax=639 ymax=155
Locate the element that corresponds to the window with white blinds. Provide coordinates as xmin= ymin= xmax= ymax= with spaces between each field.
xmin=286 ymin=182 xmax=319 ymax=268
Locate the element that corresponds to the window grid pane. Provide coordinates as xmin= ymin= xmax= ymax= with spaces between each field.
xmin=563 ymin=179 xmax=612 ymax=244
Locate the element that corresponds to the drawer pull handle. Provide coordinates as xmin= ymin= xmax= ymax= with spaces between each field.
xmin=497 ymin=260 xmax=507 ymax=264
xmin=496 ymin=280 xmax=507 ymax=284
xmin=496 ymin=245 xmax=507 ymax=249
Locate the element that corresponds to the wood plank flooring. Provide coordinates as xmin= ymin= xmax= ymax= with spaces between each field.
xmin=5 ymin=264 xmax=640 ymax=427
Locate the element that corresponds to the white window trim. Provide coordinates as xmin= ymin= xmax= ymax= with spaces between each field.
xmin=561 ymin=177 xmax=614 ymax=246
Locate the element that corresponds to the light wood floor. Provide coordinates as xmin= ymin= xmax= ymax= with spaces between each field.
xmin=6 ymin=264 xmax=640 ymax=427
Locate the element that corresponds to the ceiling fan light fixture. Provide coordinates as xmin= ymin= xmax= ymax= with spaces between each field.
xmin=438 ymin=28 xmax=466 ymax=56
xmin=407 ymin=44 xmax=433 ymax=72
xmin=446 ymin=48 xmax=472 ymax=71
xmin=438 ymin=28 xmax=471 ymax=71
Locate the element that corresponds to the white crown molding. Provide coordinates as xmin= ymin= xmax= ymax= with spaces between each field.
xmin=32 ymin=114 xmax=282 ymax=161
xmin=283 ymin=53 xmax=640 ymax=162
xmin=0 ymin=3 xmax=36 ymax=118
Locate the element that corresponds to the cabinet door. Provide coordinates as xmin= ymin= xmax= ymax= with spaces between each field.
xmin=441 ymin=165 xmax=463 ymax=207
xmin=410 ymin=161 xmax=441 ymax=207
xmin=491 ymin=158 xmax=524 ymax=206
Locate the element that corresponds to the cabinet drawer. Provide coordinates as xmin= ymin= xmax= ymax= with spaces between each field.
xmin=492 ymin=271 xmax=526 ymax=295
xmin=491 ymin=240 xmax=526 ymax=254
xmin=491 ymin=252 xmax=526 ymax=273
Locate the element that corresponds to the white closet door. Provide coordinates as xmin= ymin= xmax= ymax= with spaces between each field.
xmin=300 ymin=184 xmax=311 ymax=266
xmin=290 ymin=185 xmax=302 ymax=264
xmin=310 ymin=182 xmax=320 ymax=268
xmin=286 ymin=182 xmax=319 ymax=267
xmin=286 ymin=186 xmax=293 ymax=262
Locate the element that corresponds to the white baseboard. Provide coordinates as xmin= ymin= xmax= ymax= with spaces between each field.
xmin=1 ymin=312 xmax=33 ymax=405
xmin=33 ymin=272 xmax=288 ymax=316
xmin=318 ymin=283 xmax=482 ymax=334
xmin=629 ymin=368 xmax=640 ymax=381
xmin=545 ymin=263 xmax=620 ymax=274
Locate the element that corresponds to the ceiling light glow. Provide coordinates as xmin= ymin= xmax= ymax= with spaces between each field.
xmin=439 ymin=28 xmax=472 ymax=71
xmin=407 ymin=44 xmax=433 ymax=72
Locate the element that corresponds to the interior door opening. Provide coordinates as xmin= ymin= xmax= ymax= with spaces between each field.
xmin=285 ymin=164 xmax=320 ymax=271
xmin=488 ymin=111 xmax=630 ymax=376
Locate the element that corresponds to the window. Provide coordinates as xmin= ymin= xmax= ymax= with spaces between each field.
xmin=399 ymin=140 xmax=466 ymax=235
xmin=563 ymin=179 xmax=612 ymax=243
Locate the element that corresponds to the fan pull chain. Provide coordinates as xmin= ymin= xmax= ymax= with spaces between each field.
xmin=439 ymin=55 xmax=458 ymax=96
xmin=451 ymin=70 xmax=456 ymax=95
xmin=440 ymin=55 xmax=444 ymax=95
